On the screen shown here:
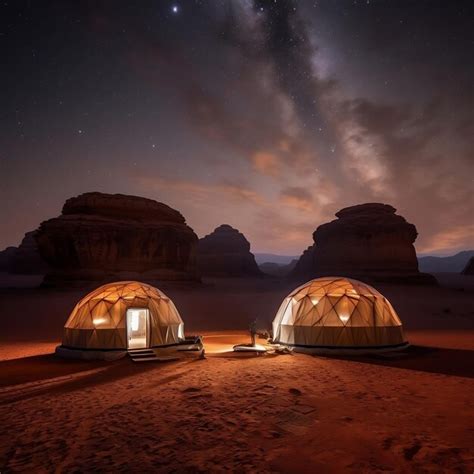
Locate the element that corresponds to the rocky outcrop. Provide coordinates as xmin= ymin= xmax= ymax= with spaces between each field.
xmin=11 ymin=231 xmax=49 ymax=274
xmin=197 ymin=224 xmax=262 ymax=277
xmin=290 ymin=244 xmax=315 ymax=279
xmin=0 ymin=231 xmax=49 ymax=274
xmin=462 ymin=257 xmax=474 ymax=275
xmin=292 ymin=203 xmax=436 ymax=284
xmin=0 ymin=246 xmax=17 ymax=272
xmin=36 ymin=192 xmax=199 ymax=285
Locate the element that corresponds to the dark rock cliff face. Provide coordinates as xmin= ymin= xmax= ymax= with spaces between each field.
xmin=197 ymin=224 xmax=262 ymax=277
xmin=0 ymin=247 xmax=17 ymax=272
xmin=35 ymin=192 xmax=199 ymax=285
xmin=0 ymin=231 xmax=48 ymax=274
xmin=10 ymin=231 xmax=49 ymax=274
xmin=291 ymin=203 xmax=436 ymax=284
xmin=290 ymin=245 xmax=316 ymax=280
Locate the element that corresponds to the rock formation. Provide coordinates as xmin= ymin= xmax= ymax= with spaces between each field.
xmin=11 ymin=231 xmax=49 ymax=274
xmin=0 ymin=231 xmax=49 ymax=274
xmin=290 ymin=244 xmax=315 ymax=279
xmin=0 ymin=246 xmax=17 ymax=272
xmin=462 ymin=257 xmax=474 ymax=275
xmin=197 ymin=224 xmax=262 ymax=277
xmin=291 ymin=203 xmax=436 ymax=284
xmin=36 ymin=192 xmax=199 ymax=285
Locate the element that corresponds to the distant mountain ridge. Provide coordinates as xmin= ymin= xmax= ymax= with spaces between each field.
xmin=418 ymin=250 xmax=474 ymax=273
xmin=256 ymin=250 xmax=474 ymax=274
xmin=254 ymin=253 xmax=298 ymax=265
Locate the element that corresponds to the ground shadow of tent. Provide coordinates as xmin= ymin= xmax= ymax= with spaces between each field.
xmin=0 ymin=353 xmax=188 ymax=405
xmin=324 ymin=345 xmax=474 ymax=379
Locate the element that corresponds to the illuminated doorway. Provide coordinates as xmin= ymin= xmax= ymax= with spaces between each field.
xmin=126 ymin=308 xmax=149 ymax=349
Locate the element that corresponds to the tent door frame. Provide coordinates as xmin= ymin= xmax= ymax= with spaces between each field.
xmin=126 ymin=307 xmax=150 ymax=349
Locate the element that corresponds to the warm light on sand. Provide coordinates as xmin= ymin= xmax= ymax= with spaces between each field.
xmin=202 ymin=332 xmax=253 ymax=354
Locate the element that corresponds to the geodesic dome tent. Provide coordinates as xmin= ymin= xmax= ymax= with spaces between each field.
xmin=272 ymin=277 xmax=407 ymax=352
xmin=61 ymin=281 xmax=184 ymax=350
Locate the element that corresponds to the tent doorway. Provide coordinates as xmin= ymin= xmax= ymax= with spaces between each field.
xmin=127 ymin=308 xmax=149 ymax=349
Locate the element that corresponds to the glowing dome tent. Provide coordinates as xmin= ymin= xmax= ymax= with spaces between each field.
xmin=61 ymin=281 xmax=184 ymax=352
xmin=272 ymin=277 xmax=407 ymax=352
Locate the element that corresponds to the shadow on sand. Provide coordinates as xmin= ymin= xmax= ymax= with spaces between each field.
xmin=327 ymin=345 xmax=474 ymax=379
xmin=0 ymin=353 xmax=195 ymax=405
xmin=1 ymin=344 xmax=472 ymax=406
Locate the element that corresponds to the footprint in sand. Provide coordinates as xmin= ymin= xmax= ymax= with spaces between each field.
xmin=403 ymin=441 xmax=422 ymax=460
xmin=289 ymin=388 xmax=302 ymax=396
xmin=382 ymin=436 xmax=395 ymax=450
xmin=182 ymin=387 xmax=201 ymax=393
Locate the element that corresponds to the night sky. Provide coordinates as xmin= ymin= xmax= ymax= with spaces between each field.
xmin=1 ymin=0 xmax=473 ymax=255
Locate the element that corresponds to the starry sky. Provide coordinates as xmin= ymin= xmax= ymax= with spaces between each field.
xmin=1 ymin=0 xmax=473 ymax=256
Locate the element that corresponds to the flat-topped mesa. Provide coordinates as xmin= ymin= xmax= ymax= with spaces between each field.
xmin=36 ymin=192 xmax=199 ymax=286
xmin=197 ymin=224 xmax=262 ymax=277
xmin=292 ymin=203 xmax=436 ymax=284
xmin=62 ymin=192 xmax=185 ymax=223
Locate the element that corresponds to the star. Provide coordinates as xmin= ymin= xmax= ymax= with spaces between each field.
xmin=172 ymin=5 xmax=179 ymax=14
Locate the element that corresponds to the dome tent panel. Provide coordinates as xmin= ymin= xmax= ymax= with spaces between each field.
xmin=320 ymin=306 xmax=345 ymax=328
xmin=292 ymin=299 xmax=314 ymax=326
xmin=347 ymin=304 xmax=371 ymax=327
xmin=385 ymin=298 xmax=402 ymax=325
xmin=272 ymin=277 xmax=407 ymax=353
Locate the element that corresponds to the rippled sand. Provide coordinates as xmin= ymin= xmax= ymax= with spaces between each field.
xmin=0 ymin=330 xmax=473 ymax=472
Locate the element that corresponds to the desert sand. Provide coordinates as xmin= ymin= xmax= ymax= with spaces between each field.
xmin=0 ymin=275 xmax=473 ymax=472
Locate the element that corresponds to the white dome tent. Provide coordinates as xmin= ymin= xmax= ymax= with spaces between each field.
xmin=56 ymin=281 xmax=188 ymax=360
xmin=272 ymin=277 xmax=408 ymax=354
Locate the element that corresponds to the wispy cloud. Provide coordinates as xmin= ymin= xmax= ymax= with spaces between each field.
xmin=251 ymin=151 xmax=281 ymax=177
xmin=280 ymin=186 xmax=313 ymax=212
xmin=418 ymin=224 xmax=474 ymax=255
xmin=136 ymin=174 xmax=266 ymax=207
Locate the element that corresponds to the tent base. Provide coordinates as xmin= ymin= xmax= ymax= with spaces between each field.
xmin=279 ymin=341 xmax=410 ymax=356
xmin=233 ymin=343 xmax=267 ymax=353
xmin=56 ymin=337 xmax=204 ymax=361
xmin=55 ymin=346 xmax=127 ymax=361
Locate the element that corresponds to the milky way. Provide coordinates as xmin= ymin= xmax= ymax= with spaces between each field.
xmin=1 ymin=0 xmax=473 ymax=255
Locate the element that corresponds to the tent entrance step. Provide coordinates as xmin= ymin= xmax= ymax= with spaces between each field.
xmin=128 ymin=348 xmax=157 ymax=362
xmin=128 ymin=349 xmax=181 ymax=363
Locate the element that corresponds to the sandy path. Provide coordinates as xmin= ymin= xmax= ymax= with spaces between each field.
xmin=0 ymin=332 xmax=473 ymax=472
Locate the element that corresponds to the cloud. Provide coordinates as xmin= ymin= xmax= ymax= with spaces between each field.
xmin=418 ymin=224 xmax=474 ymax=255
xmin=250 ymin=207 xmax=317 ymax=253
xmin=280 ymin=187 xmax=313 ymax=212
xmin=136 ymin=174 xmax=266 ymax=207
xmin=251 ymin=151 xmax=281 ymax=177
